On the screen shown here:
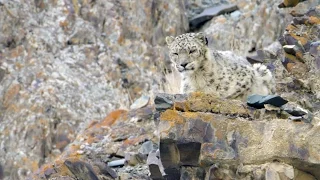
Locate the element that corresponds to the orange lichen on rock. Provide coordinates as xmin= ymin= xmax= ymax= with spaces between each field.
xmin=97 ymin=109 xmax=128 ymax=127
xmin=123 ymin=134 xmax=149 ymax=146
xmin=290 ymin=33 xmax=308 ymax=46
xmin=160 ymin=109 xmax=185 ymax=124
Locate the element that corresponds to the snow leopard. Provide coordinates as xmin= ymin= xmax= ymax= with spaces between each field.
xmin=165 ymin=32 xmax=275 ymax=100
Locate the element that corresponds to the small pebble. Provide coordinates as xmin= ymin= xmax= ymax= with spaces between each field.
xmin=80 ymin=144 xmax=86 ymax=150
xmin=77 ymin=150 xmax=85 ymax=155
xmin=130 ymin=95 xmax=149 ymax=109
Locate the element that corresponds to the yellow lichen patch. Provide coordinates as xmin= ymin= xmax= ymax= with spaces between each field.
xmin=189 ymin=92 xmax=210 ymax=99
xmin=71 ymin=0 xmax=79 ymax=14
xmin=284 ymin=53 xmax=299 ymax=63
xmin=216 ymin=102 xmax=248 ymax=115
xmin=198 ymin=113 xmax=214 ymax=122
xmin=295 ymin=51 xmax=304 ymax=61
xmin=160 ymin=109 xmax=185 ymax=124
xmin=188 ymin=92 xmax=249 ymax=115
xmin=31 ymin=160 xmax=39 ymax=172
xmin=309 ymin=16 xmax=320 ymax=25
xmin=174 ymin=101 xmax=190 ymax=112
xmin=182 ymin=112 xmax=199 ymax=119
xmin=286 ymin=24 xmax=297 ymax=32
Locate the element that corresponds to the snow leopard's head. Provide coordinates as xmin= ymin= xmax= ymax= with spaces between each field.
xmin=166 ymin=32 xmax=208 ymax=74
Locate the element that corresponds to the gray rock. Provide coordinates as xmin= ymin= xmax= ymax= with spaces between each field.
xmin=139 ymin=141 xmax=154 ymax=155
xmin=230 ymin=10 xmax=242 ymax=21
xmin=64 ymin=160 xmax=99 ymax=180
xmin=93 ymin=161 xmax=118 ymax=179
xmin=247 ymin=95 xmax=288 ymax=109
xmin=190 ymin=4 xmax=238 ymax=30
xmin=130 ymin=95 xmax=150 ymax=110
xmin=154 ymin=94 xmax=174 ymax=112
xmin=147 ymin=150 xmax=165 ymax=180
xmin=0 ymin=68 xmax=5 ymax=82
xmin=107 ymin=159 xmax=126 ymax=167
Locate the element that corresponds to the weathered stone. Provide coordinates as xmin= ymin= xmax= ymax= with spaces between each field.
xmin=108 ymin=159 xmax=126 ymax=167
xmin=278 ymin=0 xmax=307 ymax=8
xmin=310 ymin=41 xmax=320 ymax=56
xmin=246 ymin=48 xmax=279 ymax=64
xmin=279 ymin=5 xmax=320 ymax=100
xmin=64 ymin=160 xmax=99 ymax=180
xmin=282 ymin=102 xmax=308 ymax=116
xmin=238 ymin=162 xmax=316 ymax=180
xmin=189 ymin=4 xmax=238 ymax=30
xmin=201 ymin=0 xmax=317 ymax=58
xmin=247 ymin=95 xmax=288 ymax=109
xmin=147 ymin=150 xmax=165 ymax=180
xmin=158 ymin=93 xmax=320 ymax=178
xmin=205 ymin=164 xmax=236 ymax=180
xmin=0 ymin=68 xmax=5 ymax=82
xmin=92 ymin=161 xmax=118 ymax=179
xmin=33 ymin=107 xmax=157 ymax=179
xmin=157 ymin=93 xmax=250 ymax=117
xmin=154 ymin=93 xmax=175 ymax=112
xmin=180 ymin=166 xmax=205 ymax=180
xmin=130 ymin=95 xmax=150 ymax=110
xmin=0 ymin=0 xmax=188 ymax=178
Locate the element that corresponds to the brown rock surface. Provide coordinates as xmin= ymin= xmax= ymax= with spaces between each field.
xmin=201 ymin=0 xmax=318 ymax=56
xmin=280 ymin=5 xmax=320 ymax=99
xmin=157 ymin=93 xmax=320 ymax=179
xmin=33 ymin=107 xmax=156 ymax=179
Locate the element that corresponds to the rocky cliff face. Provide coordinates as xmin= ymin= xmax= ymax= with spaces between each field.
xmin=0 ymin=0 xmax=187 ymax=179
xmin=0 ymin=0 xmax=319 ymax=179
xmin=156 ymin=93 xmax=320 ymax=179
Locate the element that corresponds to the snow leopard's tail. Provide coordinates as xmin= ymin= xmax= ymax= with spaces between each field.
xmin=253 ymin=63 xmax=275 ymax=93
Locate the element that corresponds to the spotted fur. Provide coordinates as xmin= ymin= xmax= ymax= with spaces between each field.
xmin=166 ymin=32 xmax=275 ymax=100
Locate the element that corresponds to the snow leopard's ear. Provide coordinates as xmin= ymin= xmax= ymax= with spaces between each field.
xmin=195 ymin=32 xmax=208 ymax=46
xmin=166 ymin=36 xmax=175 ymax=46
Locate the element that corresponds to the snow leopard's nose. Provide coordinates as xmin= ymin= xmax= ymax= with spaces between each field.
xmin=180 ymin=63 xmax=188 ymax=68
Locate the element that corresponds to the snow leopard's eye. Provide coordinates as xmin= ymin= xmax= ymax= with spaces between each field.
xmin=172 ymin=53 xmax=178 ymax=56
xmin=189 ymin=49 xmax=196 ymax=54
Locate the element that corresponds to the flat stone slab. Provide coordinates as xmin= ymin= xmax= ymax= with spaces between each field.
xmin=189 ymin=4 xmax=238 ymax=30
